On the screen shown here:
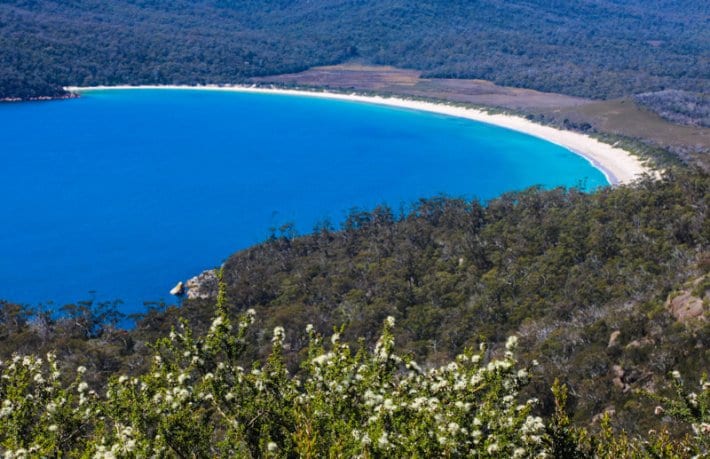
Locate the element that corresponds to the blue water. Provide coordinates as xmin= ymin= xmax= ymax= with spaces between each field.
xmin=0 ymin=89 xmax=607 ymax=317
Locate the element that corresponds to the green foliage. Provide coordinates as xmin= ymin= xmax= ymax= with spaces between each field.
xmin=643 ymin=371 xmax=710 ymax=453
xmin=2 ymin=290 xmax=707 ymax=457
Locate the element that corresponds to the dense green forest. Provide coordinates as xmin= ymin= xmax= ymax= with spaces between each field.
xmin=1 ymin=0 xmax=708 ymax=100
xmin=2 ymin=167 xmax=707 ymax=435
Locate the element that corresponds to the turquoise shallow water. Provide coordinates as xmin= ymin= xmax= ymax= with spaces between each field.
xmin=0 ymin=89 xmax=607 ymax=317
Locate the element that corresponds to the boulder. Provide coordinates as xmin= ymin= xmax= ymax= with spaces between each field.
xmin=611 ymin=364 xmax=629 ymax=392
xmin=608 ymin=330 xmax=621 ymax=348
xmin=667 ymin=291 xmax=705 ymax=322
xmin=186 ymin=269 xmax=219 ymax=299
xmin=625 ymin=337 xmax=654 ymax=349
xmin=170 ymin=281 xmax=185 ymax=296
xmin=666 ymin=275 xmax=708 ymax=323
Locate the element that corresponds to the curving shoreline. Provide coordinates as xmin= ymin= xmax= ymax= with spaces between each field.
xmin=65 ymin=84 xmax=653 ymax=185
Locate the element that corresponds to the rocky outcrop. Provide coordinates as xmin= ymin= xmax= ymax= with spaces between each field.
xmin=666 ymin=275 xmax=708 ymax=323
xmin=611 ymin=365 xmax=629 ymax=392
xmin=625 ymin=337 xmax=654 ymax=349
xmin=170 ymin=281 xmax=185 ymax=296
xmin=607 ymin=330 xmax=621 ymax=348
xmin=186 ymin=269 xmax=219 ymax=300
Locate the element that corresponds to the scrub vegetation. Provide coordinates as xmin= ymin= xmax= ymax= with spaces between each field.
xmin=1 ymin=280 xmax=708 ymax=457
xmin=1 ymin=167 xmax=708 ymax=453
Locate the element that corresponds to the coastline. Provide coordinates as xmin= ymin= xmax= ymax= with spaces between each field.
xmin=1 ymin=92 xmax=78 ymax=103
xmin=64 ymin=84 xmax=653 ymax=185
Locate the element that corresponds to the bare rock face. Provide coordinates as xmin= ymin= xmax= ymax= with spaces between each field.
xmin=170 ymin=281 xmax=185 ymax=296
xmin=666 ymin=276 xmax=708 ymax=323
xmin=186 ymin=269 xmax=219 ymax=300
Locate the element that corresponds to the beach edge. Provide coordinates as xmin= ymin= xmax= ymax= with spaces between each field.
xmin=65 ymin=84 xmax=655 ymax=185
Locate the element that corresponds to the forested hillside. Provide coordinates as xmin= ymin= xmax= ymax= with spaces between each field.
xmin=1 ymin=168 xmax=707 ymax=432
xmin=635 ymin=90 xmax=710 ymax=128
xmin=1 ymin=0 xmax=707 ymax=100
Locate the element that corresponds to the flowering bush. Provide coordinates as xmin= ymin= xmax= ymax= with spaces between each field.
xmin=0 ymin=279 xmax=707 ymax=457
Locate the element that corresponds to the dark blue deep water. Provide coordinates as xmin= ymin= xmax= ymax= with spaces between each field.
xmin=0 ymin=89 xmax=607 ymax=317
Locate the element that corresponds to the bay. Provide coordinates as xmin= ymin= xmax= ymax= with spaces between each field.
xmin=0 ymin=89 xmax=607 ymax=317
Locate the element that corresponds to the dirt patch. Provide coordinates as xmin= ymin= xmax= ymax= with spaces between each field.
xmin=252 ymin=64 xmax=586 ymax=111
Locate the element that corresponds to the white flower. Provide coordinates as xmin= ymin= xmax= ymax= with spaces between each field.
xmin=311 ymin=354 xmax=331 ymax=366
xmin=77 ymin=366 xmax=87 ymax=374
xmin=505 ymin=335 xmax=519 ymax=350
xmin=272 ymin=326 xmax=286 ymax=344
xmin=0 ymin=401 xmax=13 ymax=417
xmin=118 ymin=375 xmax=128 ymax=384
xmin=330 ymin=333 xmax=340 ymax=345
xmin=306 ymin=324 xmax=314 ymax=333
xmin=487 ymin=443 xmax=499 ymax=454
xmin=385 ymin=316 xmax=395 ymax=327
xmin=411 ymin=397 xmax=427 ymax=410
xmin=245 ymin=309 xmax=256 ymax=324
xmin=48 ymin=424 xmax=58 ymax=432
xmin=267 ymin=442 xmax=277 ymax=452
xmin=77 ymin=382 xmax=89 ymax=393
xmin=671 ymin=370 xmax=681 ymax=380
xmin=688 ymin=392 xmax=698 ymax=407
xmin=447 ymin=422 xmax=460 ymax=435
xmin=210 ymin=316 xmax=224 ymax=331
xmin=378 ymin=432 xmax=390 ymax=448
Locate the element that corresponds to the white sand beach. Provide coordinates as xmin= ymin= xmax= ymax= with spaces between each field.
xmin=65 ymin=84 xmax=653 ymax=185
